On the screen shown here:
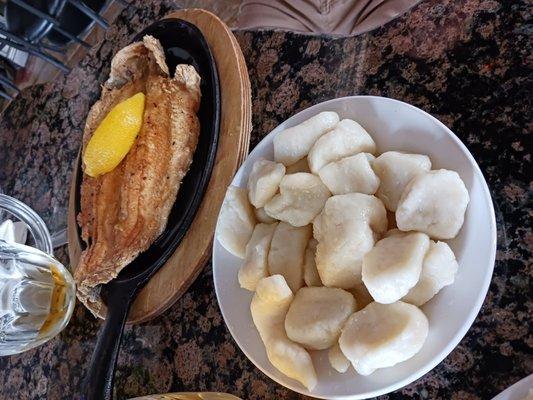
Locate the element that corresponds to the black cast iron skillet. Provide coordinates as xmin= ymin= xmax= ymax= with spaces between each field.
xmin=78 ymin=18 xmax=220 ymax=400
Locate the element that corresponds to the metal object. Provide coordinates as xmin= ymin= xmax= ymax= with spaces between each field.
xmin=67 ymin=0 xmax=109 ymax=29
xmin=0 ymin=31 xmax=70 ymax=72
xmin=0 ymin=0 xmax=125 ymax=99
xmin=9 ymin=0 xmax=91 ymax=48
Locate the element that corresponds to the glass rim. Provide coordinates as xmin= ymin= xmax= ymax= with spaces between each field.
xmin=0 ymin=194 xmax=53 ymax=255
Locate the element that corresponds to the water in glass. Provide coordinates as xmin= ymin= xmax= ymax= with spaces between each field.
xmin=0 ymin=239 xmax=75 ymax=356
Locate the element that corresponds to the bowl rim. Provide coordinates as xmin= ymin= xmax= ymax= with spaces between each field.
xmin=213 ymin=95 xmax=497 ymax=399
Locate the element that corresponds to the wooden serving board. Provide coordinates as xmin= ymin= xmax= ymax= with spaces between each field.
xmin=68 ymin=9 xmax=251 ymax=324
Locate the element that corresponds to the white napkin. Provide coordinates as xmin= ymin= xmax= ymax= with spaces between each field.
xmin=0 ymin=219 xmax=28 ymax=244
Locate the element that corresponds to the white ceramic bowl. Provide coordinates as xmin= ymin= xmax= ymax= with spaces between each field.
xmin=212 ymin=96 xmax=496 ymax=399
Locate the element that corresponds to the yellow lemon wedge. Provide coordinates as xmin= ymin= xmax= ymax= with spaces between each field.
xmin=83 ymin=92 xmax=145 ymax=177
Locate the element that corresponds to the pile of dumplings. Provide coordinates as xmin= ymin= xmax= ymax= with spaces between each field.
xmin=217 ymin=111 xmax=470 ymax=391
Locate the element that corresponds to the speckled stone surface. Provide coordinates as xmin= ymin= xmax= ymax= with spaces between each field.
xmin=0 ymin=0 xmax=531 ymax=399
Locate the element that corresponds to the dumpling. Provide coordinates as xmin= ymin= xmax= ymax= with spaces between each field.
xmin=403 ymin=241 xmax=458 ymax=306
xmin=308 ymin=119 xmax=376 ymax=174
xmin=339 ymin=301 xmax=429 ymax=376
xmin=285 ymin=287 xmax=356 ymax=350
xmin=303 ymin=239 xmax=322 ymax=287
xmin=328 ymin=343 xmax=350 ymax=373
xmin=264 ymin=173 xmax=330 ymax=227
xmin=362 ymin=232 xmax=429 ymax=304
xmin=324 ymin=193 xmax=388 ymax=235
xmin=313 ymin=194 xmax=387 ymax=288
xmin=251 ymin=275 xmax=317 ymax=390
xmin=274 ymin=111 xmax=339 ymax=166
xmin=286 ymin=157 xmax=311 ymax=174
xmin=247 ymin=159 xmax=286 ymax=208
xmin=383 ymin=228 xmax=404 ymax=238
xmin=396 ymin=169 xmax=470 ymax=239
xmin=254 ymin=207 xmax=276 ymax=224
xmin=238 ymin=223 xmax=278 ymax=291
xmin=318 ymin=153 xmax=380 ymax=195
xmin=373 ymin=151 xmax=431 ymax=211
xmin=315 ymin=219 xmax=374 ymax=289
xmin=268 ymin=222 xmax=312 ymax=292
xmin=217 ymin=186 xmax=256 ymax=258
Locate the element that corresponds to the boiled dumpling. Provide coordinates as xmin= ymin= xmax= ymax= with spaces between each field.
xmin=339 ymin=301 xmax=429 ymax=376
xmin=321 ymin=193 xmax=388 ymax=235
xmin=217 ymin=186 xmax=256 ymax=258
xmin=285 ymin=287 xmax=356 ymax=350
xmin=247 ymin=159 xmax=286 ymax=208
xmin=286 ymin=157 xmax=311 ymax=174
xmin=362 ymin=232 xmax=429 ymax=304
xmin=318 ymin=153 xmax=380 ymax=195
xmin=383 ymin=228 xmax=404 ymax=238
xmin=254 ymin=207 xmax=276 ymax=223
xmin=403 ymin=241 xmax=458 ymax=306
xmin=264 ymin=173 xmax=330 ymax=227
xmin=315 ymin=218 xmax=375 ymax=289
xmin=396 ymin=169 xmax=470 ymax=239
xmin=308 ymin=119 xmax=376 ymax=174
xmin=274 ymin=111 xmax=339 ymax=166
xmin=303 ymin=239 xmax=322 ymax=287
xmin=373 ymin=151 xmax=431 ymax=211
xmin=268 ymin=222 xmax=312 ymax=292
xmin=328 ymin=343 xmax=350 ymax=373
xmin=251 ymin=275 xmax=317 ymax=390
xmin=313 ymin=194 xmax=387 ymax=288
xmin=238 ymin=223 xmax=278 ymax=291
xmin=315 ymin=219 xmax=374 ymax=289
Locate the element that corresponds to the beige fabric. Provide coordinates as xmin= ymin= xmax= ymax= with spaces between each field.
xmin=237 ymin=0 xmax=421 ymax=36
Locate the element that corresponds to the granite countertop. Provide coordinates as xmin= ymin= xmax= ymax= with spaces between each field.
xmin=0 ymin=0 xmax=530 ymax=399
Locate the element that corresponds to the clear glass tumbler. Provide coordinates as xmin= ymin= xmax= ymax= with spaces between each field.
xmin=0 ymin=194 xmax=76 ymax=356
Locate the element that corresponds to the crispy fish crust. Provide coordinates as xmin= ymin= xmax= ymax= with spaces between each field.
xmin=75 ymin=36 xmax=201 ymax=317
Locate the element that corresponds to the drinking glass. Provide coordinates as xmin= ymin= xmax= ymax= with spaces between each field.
xmin=0 ymin=194 xmax=76 ymax=356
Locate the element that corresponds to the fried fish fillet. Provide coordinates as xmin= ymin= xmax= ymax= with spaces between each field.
xmin=75 ymin=36 xmax=201 ymax=317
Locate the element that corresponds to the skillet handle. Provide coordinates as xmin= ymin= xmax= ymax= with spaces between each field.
xmin=81 ymin=291 xmax=133 ymax=400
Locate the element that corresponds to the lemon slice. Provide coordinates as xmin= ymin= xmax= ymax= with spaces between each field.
xmin=83 ymin=92 xmax=145 ymax=177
